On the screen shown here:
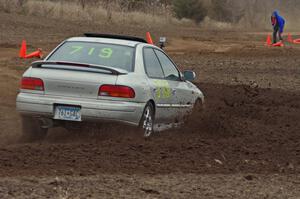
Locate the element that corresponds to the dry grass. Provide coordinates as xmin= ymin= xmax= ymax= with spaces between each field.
xmin=0 ymin=0 xmax=189 ymax=28
xmin=200 ymin=17 xmax=233 ymax=30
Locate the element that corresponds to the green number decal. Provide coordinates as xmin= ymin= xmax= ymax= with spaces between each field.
xmin=161 ymin=81 xmax=172 ymax=98
xmin=99 ymin=48 xmax=113 ymax=58
xmin=70 ymin=46 xmax=83 ymax=54
xmin=88 ymin=48 xmax=95 ymax=55
xmin=153 ymin=80 xmax=171 ymax=99
xmin=162 ymin=86 xmax=172 ymax=98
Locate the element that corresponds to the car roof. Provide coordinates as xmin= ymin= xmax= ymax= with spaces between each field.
xmin=66 ymin=37 xmax=145 ymax=47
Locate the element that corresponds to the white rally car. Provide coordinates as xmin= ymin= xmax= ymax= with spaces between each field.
xmin=16 ymin=33 xmax=204 ymax=141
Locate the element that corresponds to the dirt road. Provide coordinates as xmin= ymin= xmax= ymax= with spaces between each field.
xmin=0 ymin=12 xmax=299 ymax=198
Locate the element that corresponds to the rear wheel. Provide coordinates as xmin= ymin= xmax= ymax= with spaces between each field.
xmin=21 ymin=116 xmax=48 ymax=142
xmin=140 ymin=103 xmax=155 ymax=138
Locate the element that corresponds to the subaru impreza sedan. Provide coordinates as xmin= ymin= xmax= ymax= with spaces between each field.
xmin=16 ymin=33 xmax=204 ymax=141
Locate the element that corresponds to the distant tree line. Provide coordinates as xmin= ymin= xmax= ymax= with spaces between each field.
xmin=11 ymin=0 xmax=300 ymax=26
xmin=173 ymin=0 xmax=300 ymax=26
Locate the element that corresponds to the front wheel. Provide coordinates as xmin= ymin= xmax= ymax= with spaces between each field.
xmin=184 ymin=99 xmax=203 ymax=124
xmin=21 ymin=116 xmax=48 ymax=142
xmin=192 ymin=99 xmax=203 ymax=115
xmin=139 ymin=103 xmax=155 ymax=138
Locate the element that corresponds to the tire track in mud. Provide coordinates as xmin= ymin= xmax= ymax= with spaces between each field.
xmin=0 ymin=83 xmax=299 ymax=177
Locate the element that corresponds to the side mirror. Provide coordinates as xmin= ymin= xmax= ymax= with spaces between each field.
xmin=159 ymin=37 xmax=167 ymax=49
xmin=183 ymin=70 xmax=196 ymax=81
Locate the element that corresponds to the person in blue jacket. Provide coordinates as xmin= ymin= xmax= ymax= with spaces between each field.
xmin=271 ymin=11 xmax=285 ymax=44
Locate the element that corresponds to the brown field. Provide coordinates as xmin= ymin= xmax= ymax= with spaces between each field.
xmin=0 ymin=11 xmax=300 ymax=198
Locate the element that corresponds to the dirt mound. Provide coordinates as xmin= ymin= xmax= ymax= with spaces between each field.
xmin=0 ymin=83 xmax=299 ymax=178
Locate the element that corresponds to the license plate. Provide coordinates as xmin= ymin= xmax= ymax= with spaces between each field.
xmin=54 ymin=105 xmax=81 ymax=122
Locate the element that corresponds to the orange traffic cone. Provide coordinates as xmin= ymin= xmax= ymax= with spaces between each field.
xmin=265 ymin=34 xmax=272 ymax=46
xmin=19 ymin=40 xmax=27 ymax=58
xmin=146 ymin=32 xmax=154 ymax=45
xmin=287 ymin=33 xmax=293 ymax=43
xmin=272 ymin=41 xmax=284 ymax=47
xmin=25 ymin=48 xmax=43 ymax=59
xmin=293 ymin=38 xmax=300 ymax=44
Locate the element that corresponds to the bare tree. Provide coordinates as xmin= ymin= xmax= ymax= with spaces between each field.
xmin=17 ymin=0 xmax=26 ymax=7
xmin=78 ymin=0 xmax=86 ymax=9
xmin=103 ymin=0 xmax=112 ymax=22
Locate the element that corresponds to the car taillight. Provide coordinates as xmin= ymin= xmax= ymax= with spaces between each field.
xmin=99 ymin=85 xmax=135 ymax=98
xmin=21 ymin=77 xmax=44 ymax=91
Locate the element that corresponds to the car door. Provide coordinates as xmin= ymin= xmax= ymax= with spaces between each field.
xmin=143 ymin=47 xmax=175 ymax=123
xmin=154 ymin=49 xmax=194 ymax=121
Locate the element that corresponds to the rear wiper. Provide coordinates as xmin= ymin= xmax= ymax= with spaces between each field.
xmin=31 ymin=61 xmax=128 ymax=75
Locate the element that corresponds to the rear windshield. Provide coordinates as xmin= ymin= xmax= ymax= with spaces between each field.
xmin=47 ymin=41 xmax=135 ymax=72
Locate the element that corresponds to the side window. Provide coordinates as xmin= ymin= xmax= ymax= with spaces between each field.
xmin=154 ymin=50 xmax=180 ymax=81
xmin=143 ymin=48 xmax=164 ymax=78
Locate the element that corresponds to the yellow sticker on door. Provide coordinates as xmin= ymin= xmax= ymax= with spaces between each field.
xmin=153 ymin=80 xmax=172 ymax=99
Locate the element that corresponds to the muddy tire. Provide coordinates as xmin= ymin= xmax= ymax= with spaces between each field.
xmin=139 ymin=103 xmax=155 ymax=138
xmin=21 ymin=116 xmax=48 ymax=142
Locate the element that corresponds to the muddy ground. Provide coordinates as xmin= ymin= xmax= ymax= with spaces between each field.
xmin=0 ymin=12 xmax=300 ymax=198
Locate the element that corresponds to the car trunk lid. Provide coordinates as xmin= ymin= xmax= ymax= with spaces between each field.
xmin=29 ymin=62 xmax=124 ymax=99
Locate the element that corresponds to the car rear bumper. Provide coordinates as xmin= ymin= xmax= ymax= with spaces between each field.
xmin=16 ymin=93 xmax=145 ymax=126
